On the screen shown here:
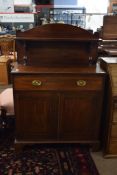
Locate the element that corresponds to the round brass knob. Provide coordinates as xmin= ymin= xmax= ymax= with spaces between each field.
xmin=76 ymin=80 xmax=86 ymax=86
xmin=32 ymin=80 xmax=42 ymax=86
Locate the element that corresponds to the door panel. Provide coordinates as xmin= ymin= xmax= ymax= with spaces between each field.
xmin=59 ymin=92 xmax=103 ymax=141
xmin=15 ymin=91 xmax=59 ymax=141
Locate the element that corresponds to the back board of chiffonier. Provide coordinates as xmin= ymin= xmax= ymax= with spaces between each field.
xmin=16 ymin=23 xmax=99 ymax=66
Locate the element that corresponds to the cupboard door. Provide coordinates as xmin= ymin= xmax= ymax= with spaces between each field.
xmin=59 ymin=92 xmax=103 ymax=141
xmin=14 ymin=91 xmax=58 ymax=141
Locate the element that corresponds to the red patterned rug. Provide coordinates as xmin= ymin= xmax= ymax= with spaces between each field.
xmin=0 ymin=131 xmax=99 ymax=175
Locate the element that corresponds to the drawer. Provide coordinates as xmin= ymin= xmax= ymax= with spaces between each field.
xmin=13 ymin=75 xmax=104 ymax=91
xmin=111 ymin=124 xmax=117 ymax=138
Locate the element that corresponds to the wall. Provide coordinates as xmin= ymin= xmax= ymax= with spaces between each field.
xmin=54 ymin=0 xmax=77 ymax=6
xmin=78 ymin=0 xmax=109 ymax=31
xmin=0 ymin=0 xmax=14 ymax=12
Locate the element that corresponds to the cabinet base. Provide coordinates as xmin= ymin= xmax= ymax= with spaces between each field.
xmin=14 ymin=139 xmax=101 ymax=152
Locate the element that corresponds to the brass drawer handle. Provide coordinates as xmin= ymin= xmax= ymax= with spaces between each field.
xmin=76 ymin=80 xmax=86 ymax=86
xmin=32 ymin=80 xmax=42 ymax=86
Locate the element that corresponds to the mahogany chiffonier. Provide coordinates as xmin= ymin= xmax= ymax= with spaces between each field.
xmin=11 ymin=24 xmax=106 ymax=151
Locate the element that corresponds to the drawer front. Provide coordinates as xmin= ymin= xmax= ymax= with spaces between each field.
xmin=13 ymin=75 xmax=104 ymax=91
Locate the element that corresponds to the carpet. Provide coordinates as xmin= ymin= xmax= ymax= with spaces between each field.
xmin=0 ymin=131 xmax=99 ymax=175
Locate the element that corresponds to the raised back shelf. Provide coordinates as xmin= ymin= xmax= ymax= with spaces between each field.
xmin=16 ymin=23 xmax=99 ymax=66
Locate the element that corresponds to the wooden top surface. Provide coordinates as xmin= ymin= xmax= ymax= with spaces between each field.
xmin=11 ymin=63 xmax=105 ymax=75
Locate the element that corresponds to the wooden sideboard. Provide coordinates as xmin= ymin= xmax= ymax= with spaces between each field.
xmin=100 ymin=57 xmax=117 ymax=157
xmin=11 ymin=24 xmax=106 ymax=151
xmin=102 ymin=16 xmax=117 ymax=40
xmin=0 ymin=57 xmax=11 ymax=85
xmin=98 ymin=16 xmax=117 ymax=57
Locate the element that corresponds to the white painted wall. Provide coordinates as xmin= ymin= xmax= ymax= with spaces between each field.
xmin=78 ymin=0 xmax=109 ymax=13
xmin=14 ymin=0 xmax=32 ymax=5
xmin=78 ymin=0 xmax=109 ymax=31
xmin=0 ymin=0 xmax=14 ymax=12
